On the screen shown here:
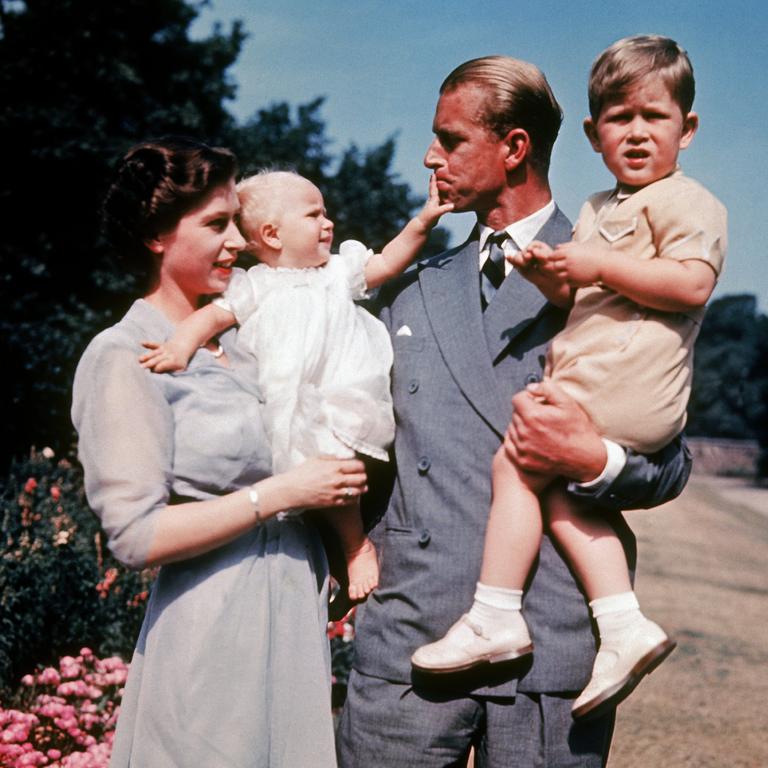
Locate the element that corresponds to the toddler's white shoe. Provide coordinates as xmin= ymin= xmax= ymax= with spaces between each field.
xmin=411 ymin=614 xmax=533 ymax=673
xmin=572 ymin=618 xmax=676 ymax=720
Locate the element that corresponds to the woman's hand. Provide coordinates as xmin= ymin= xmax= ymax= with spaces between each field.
xmin=279 ymin=456 xmax=368 ymax=510
xmin=145 ymin=457 xmax=369 ymax=566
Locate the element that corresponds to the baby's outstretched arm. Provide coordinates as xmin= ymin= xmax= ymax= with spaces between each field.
xmin=548 ymin=240 xmax=716 ymax=312
xmin=509 ymin=240 xmax=573 ymax=308
xmin=139 ymin=303 xmax=236 ymax=372
xmin=363 ymin=174 xmax=454 ymax=289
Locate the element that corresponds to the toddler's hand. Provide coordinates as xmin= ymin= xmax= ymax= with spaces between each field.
xmin=139 ymin=341 xmax=190 ymax=373
xmin=548 ymin=241 xmax=607 ymax=287
xmin=508 ymin=240 xmax=553 ymax=273
xmin=415 ymin=174 xmax=454 ymax=230
xmin=509 ymin=240 xmax=572 ymax=308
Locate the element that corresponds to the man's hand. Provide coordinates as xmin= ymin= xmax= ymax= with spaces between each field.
xmin=504 ymin=380 xmax=606 ymax=482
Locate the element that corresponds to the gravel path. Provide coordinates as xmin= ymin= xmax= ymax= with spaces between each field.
xmin=609 ymin=475 xmax=768 ymax=767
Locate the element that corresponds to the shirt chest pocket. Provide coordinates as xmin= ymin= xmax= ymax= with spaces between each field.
xmin=598 ymin=217 xmax=638 ymax=244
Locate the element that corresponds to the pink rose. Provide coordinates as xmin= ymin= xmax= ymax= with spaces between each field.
xmin=38 ymin=667 xmax=61 ymax=686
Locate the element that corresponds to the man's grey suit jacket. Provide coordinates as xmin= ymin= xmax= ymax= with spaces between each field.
xmin=354 ymin=206 xmax=690 ymax=697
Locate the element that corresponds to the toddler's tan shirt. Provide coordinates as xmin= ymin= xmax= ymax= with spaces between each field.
xmin=547 ymin=168 xmax=727 ymax=452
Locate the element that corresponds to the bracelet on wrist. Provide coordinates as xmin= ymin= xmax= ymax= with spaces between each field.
xmin=248 ymin=484 xmax=262 ymax=525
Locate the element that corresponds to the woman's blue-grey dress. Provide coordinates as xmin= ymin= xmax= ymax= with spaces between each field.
xmin=72 ymin=300 xmax=336 ymax=767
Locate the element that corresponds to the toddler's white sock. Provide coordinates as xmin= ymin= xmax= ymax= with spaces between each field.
xmin=467 ymin=582 xmax=525 ymax=634
xmin=590 ymin=591 xmax=645 ymax=640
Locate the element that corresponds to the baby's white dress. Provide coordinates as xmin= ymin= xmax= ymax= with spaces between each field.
xmin=217 ymin=240 xmax=395 ymax=473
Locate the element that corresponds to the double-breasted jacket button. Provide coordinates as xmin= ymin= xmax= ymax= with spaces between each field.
xmin=418 ymin=529 xmax=431 ymax=547
xmin=417 ymin=456 xmax=431 ymax=475
xmin=408 ymin=379 xmax=419 ymax=393
xmin=525 ymin=373 xmax=541 ymax=385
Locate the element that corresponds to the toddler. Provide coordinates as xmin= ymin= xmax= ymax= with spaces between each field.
xmin=141 ymin=170 xmax=451 ymax=608
xmin=412 ymin=35 xmax=727 ymax=721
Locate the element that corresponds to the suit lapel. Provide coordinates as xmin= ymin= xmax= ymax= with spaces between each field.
xmin=482 ymin=268 xmax=549 ymax=363
xmin=419 ymin=237 xmax=512 ymax=436
xmin=418 ymin=207 xmax=572 ymax=436
xmin=484 ymin=205 xmax=572 ymax=362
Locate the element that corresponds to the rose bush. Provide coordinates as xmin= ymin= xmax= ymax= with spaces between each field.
xmin=0 ymin=449 xmax=153 ymax=694
xmin=0 ymin=650 xmax=126 ymax=767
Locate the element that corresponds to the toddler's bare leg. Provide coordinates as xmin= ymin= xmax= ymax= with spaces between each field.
xmin=479 ymin=445 xmax=552 ymax=588
xmin=322 ymin=500 xmax=378 ymax=602
xmin=544 ymin=487 xmax=675 ymax=719
xmin=543 ymin=486 xmax=632 ymax=598
xmin=410 ymin=446 xmax=549 ymax=673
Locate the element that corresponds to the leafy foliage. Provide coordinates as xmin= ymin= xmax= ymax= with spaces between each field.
xmin=688 ymin=295 xmax=768 ymax=439
xmin=1 ymin=651 xmax=127 ymax=765
xmin=0 ymin=0 xmax=445 ymax=468
xmin=0 ymin=0 xmax=245 ymax=467
xmin=0 ymin=449 xmax=153 ymax=694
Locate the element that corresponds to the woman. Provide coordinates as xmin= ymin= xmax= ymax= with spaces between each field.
xmin=72 ymin=137 xmax=366 ymax=767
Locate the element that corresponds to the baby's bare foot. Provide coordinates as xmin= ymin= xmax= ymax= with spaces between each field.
xmin=346 ymin=539 xmax=379 ymax=602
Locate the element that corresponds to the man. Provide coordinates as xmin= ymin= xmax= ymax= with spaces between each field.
xmin=337 ymin=56 xmax=690 ymax=767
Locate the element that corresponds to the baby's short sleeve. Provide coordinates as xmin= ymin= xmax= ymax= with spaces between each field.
xmin=649 ymin=179 xmax=728 ymax=276
xmin=215 ymin=267 xmax=258 ymax=324
xmin=332 ymin=240 xmax=374 ymax=300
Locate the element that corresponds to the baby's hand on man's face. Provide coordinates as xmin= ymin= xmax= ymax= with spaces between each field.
xmin=417 ymin=174 xmax=454 ymax=229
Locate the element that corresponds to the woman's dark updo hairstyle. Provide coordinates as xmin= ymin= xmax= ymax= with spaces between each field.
xmin=102 ymin=136 xmax=238 ymax=283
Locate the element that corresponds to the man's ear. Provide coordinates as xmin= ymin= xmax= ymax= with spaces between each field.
xmin=260 ymin=222 xmax=281 ymax=250
xmin=583 ymin=118 xmax=601 ymax=153
xmin=679 ymin=112 xmax=699 ymax=150
xmin=503 ymin=128 xmax=531 ymax=171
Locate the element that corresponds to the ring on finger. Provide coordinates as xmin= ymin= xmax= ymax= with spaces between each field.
xmin=343 ymin=487 xmax=355 ymax=498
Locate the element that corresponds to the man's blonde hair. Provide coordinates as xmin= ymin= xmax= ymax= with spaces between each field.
xmin=588 ymin=35 xmax=695 ymax=120
xmin=440 ymin=55 xmax=562 ymax=174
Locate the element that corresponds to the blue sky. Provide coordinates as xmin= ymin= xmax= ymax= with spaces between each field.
xmin=193 ymin=0 xmax=767 ymax=310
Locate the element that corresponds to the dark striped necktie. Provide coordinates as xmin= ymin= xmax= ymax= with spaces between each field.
xmin=480 ymin=231 xmax=508 ymax=310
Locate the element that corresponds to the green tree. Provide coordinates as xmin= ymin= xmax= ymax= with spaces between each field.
xmin=1 ymin=1 xmax=443 ymax=468
xmin=688 ymin=295 xmax=768 ymax=453
xmin=0 ymin=0 xmax=245 ymax=466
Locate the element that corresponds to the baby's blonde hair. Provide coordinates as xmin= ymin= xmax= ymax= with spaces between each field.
xmin=236 ymin=169 xmax=302 ymax=254
xmin=588 ymin=35 xmax=695 ymax=120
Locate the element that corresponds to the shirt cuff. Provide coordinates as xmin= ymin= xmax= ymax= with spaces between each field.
xmin=567 ymin=438 xmax=627 ymax=494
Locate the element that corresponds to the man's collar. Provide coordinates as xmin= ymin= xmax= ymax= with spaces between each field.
xmin=477 ymin=199 xmax=556 ymax=251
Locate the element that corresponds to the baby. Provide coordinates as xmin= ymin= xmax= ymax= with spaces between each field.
xmin=141 ymin=170 xmax=451 ymax=609
xmin=412 ymin=35 xmax=727 ymax=721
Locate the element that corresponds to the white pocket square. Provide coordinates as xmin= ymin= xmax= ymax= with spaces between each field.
xmin=396 ymin=325 xmax=413 ymax=337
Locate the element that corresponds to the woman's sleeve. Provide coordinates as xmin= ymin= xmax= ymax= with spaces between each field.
xmin=72 ymin=338 xmax=174 ymax=569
